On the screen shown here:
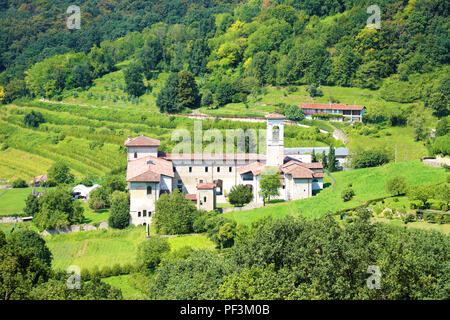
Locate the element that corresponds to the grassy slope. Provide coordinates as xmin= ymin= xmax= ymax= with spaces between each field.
xmin=224 ymin=160 xmax=447 ymax=226
xmin=101 ymin=274 xmax=147 ymax=300
xmin=45 ymin=226 xmax=215 ymax=271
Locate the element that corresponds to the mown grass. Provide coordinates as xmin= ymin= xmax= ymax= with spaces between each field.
xmin=0 ymin=187 xmax=44 ymax=216
xmin=224 ymin=160 xmax=447 ymax=226
xmin=101 ymin=274 xmax=147 ymax=300
xmin=45 ymin=226 xmax=215 ymax=271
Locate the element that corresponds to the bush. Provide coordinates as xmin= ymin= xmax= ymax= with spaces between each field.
xmin=386 ymin=176 xmax=408 ymax=196
xmin=351 ymin=150 xmax=389 ymax=169
xmin=285 ymin=104 xmax=305 ymax=122
xmin=192 ymin=210 xmax=217 ymax=233
xmin=89 ymin=187 xmax=110 ymax=209
xmin=341 ymin=187 xmax=355 ymax=202
xmin=402 ymin=213 xmax=416 ymax=224
xmin=204 ymin=216 xmax=238 ymax=248
xmin=101 ymin=266 xmax=112 ymax=278
xmin=307 ymin=84 xmax=323 ymax=97
xmin=111 ymin=264 xmax=122 ymax=276
xmin=228 ymin=185 xmax=253 ymax=207
xmin=12 ymin=178 xmax=27 ymax=188
xmin=81 ymin=269 xmax=91 ymax=281
xmin=47 ymin=162 xmax=74 ymax=185
xmin=383 ymin=209 xmax=393 ymax=219
xmin=136 ymin=237 xmax=171 ymax=271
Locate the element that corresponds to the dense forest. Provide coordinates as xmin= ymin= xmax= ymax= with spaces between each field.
xmin=0 ymin=0 xmax=448 ymax=120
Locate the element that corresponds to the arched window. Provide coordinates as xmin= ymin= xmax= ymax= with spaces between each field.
xmin=273 ymin=126 xmax=279 ymax=141
xmin=147 ymin=186 xmax=152 ymax=195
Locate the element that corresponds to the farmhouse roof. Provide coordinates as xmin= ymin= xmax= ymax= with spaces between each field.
xmin=298 ymin=103 xmax=365 ymax=111
xmin=237 ymin=161 xmax=265 ymax=176
xmin=124 ymin=135 xmax=161 ymax=147
xmin=126 ymin=155 xmax=174 ymax=182
xmin=280 ymin=160 xmax=323 ymax=179
xmin=30 ymin=174 xmax=47 ymax=185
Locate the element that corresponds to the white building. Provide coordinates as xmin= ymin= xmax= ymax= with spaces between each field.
xmin=72 ymin=184 xmax=101 ymax=200
xmin=125 ymin=113 xmax=324 ymax=226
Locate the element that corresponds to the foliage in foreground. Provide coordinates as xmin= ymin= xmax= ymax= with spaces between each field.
xmin=148 ymin=212 xmax=449 ymax=300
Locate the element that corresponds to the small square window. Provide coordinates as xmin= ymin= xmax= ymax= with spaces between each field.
xmin=199 ymin=179 xmax=203 ymax=183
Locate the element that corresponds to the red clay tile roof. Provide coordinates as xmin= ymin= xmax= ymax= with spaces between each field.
xmin=126 ymin=155 xmax=174 ymax=182
xmin=185 ymin=194 xmax=197 ymax=201
xmin=280 ymin=160 xmax=323 ymax=179
xmin=124 ymin=135 xmax=161 ymax=147
xmin=237 ymin=161 xmax=265 ymax=176
xmin=298 ymin=162 xmax=323 ymax=169
xmin=163 ymin=153 xmax=266 ymax=161
xmin=197 ymin=183 xmax=216 ymax=189
xmin=299 ymin=103 xmax=365 ymax=111
xmin=30 ymin=174 xmax=47 ymax=185
xmin=265 ymin=112 xmax=286 ymax=119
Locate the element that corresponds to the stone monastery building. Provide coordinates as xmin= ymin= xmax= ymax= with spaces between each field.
xmin=125 ymin=113 xmax=324 ymax=226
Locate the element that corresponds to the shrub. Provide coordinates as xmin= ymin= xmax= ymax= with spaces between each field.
xmin=307 ymin=84 xmax=323 ymax=97
xmin=386 ymin=176 xmax=408 ymax=196
xmin=341 ymin=187 xmax=355 ymax=202
xmin=47 ymin=162 xmax=74 ymax=185
xmin=101 ymin=266 xmax=112 ymax=278
xmin=384 ymin=209 xmax=393 ymax=219
xmin=204 ymin=216 xmax=237 ymax=248
xmin=285 ymin=104 xmax=305 ymax=122
xmin=192 ymin=210 xmax=217 ymax=233
xmin=136 ymin=237 xmax=171 ymax=271
xmin=12 ymin=178 xmax=27 ymax=188
xmin=89 ymin=187 xmax=110 ymax=209
xmin=351 ymin=150 xmax=389 ymax=168
xmin=111 ymin=264 xmax=122 ymax=276
xmin=81 ymin=269 xmax=91 ymax=281
xmin=228 ymin=185 xmax=253 ymax=207
xmin=402 ymin=213 xmax=416 ymax=224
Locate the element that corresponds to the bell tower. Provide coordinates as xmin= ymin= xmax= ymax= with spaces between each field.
xmin=266 ymin=113 xmax=285 ymax=167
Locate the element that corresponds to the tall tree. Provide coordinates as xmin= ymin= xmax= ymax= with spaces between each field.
xmin=327 ymin=146 xmax=337 ymax=172
xmin=177 ymin=70 xmax=200 ymax=110
xmin=139 ymin=37 xmax=163 ymax=80
xmin=259 ymin=171 xmax=282 ymax=206
xmin=123 ymin=62 xmax=145 ymax=97
xmin=157 ymin=72 xmax=180 ymax=113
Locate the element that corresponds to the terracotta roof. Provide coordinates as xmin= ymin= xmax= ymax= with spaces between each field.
xmin=126 ymin=155 xmax=174 ymax=182
xmin=280 ymin=160 xmax=323 ymax=179
xmin=197 ymin=183 xmax=216 ymax=189
xmin=30 ymin=174 xmax=47 ymax=185
xmin=299 ymin=103 xmax=365 ymax=111
xmin=237 ymin=161 xmax=265 ymax=176
xmin=298 ymin=162 xmax=323 ymax=169
xmin=124 ymin=135 xmax=161 ymax=147
xmin=163 ymin=153 xmax=266 ymax=161
xmin=185 ymin=194 xmax=197 ymax=201
xmin=265 ymin=112 xmax=286 ymax=119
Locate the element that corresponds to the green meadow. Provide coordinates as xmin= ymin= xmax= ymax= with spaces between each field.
xmin=44 ymin=226 xmax=215 ymax=271
xmin=0 ymin=187 xmax=44 ymax=216
xmin=224 ymin=160 xmax=447 ymax=226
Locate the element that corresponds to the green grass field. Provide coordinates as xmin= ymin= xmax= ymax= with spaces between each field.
xmin=224 ymin=160 xmax=447 ymax=226
xmin=0 ymin=187 xmax=44 ymax=216
xmin=45 ymin=226 xmax=215 ymax=271
xmin=101 ymin=274 xmax=147 ymax=300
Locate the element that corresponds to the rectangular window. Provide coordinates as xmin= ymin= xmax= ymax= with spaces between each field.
xmin=229 ymin=167 xmax=232 ymax=172
xmin=204 ymin=196 xmax=207 ymax=202
xmin=205 ymin=166 xmax=208 ymax=172
xmin=147 ymin=186 xmax=152 ymax=195
xmin=143 ymin=210 xmax=147 ymax=217
xmin=217 ymin=167 xmax=220 ymax=172
xmin=189 ymin=167 xmax=192 ymax=173
xmin=138 ymin=212 xmax=141 ymax=217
